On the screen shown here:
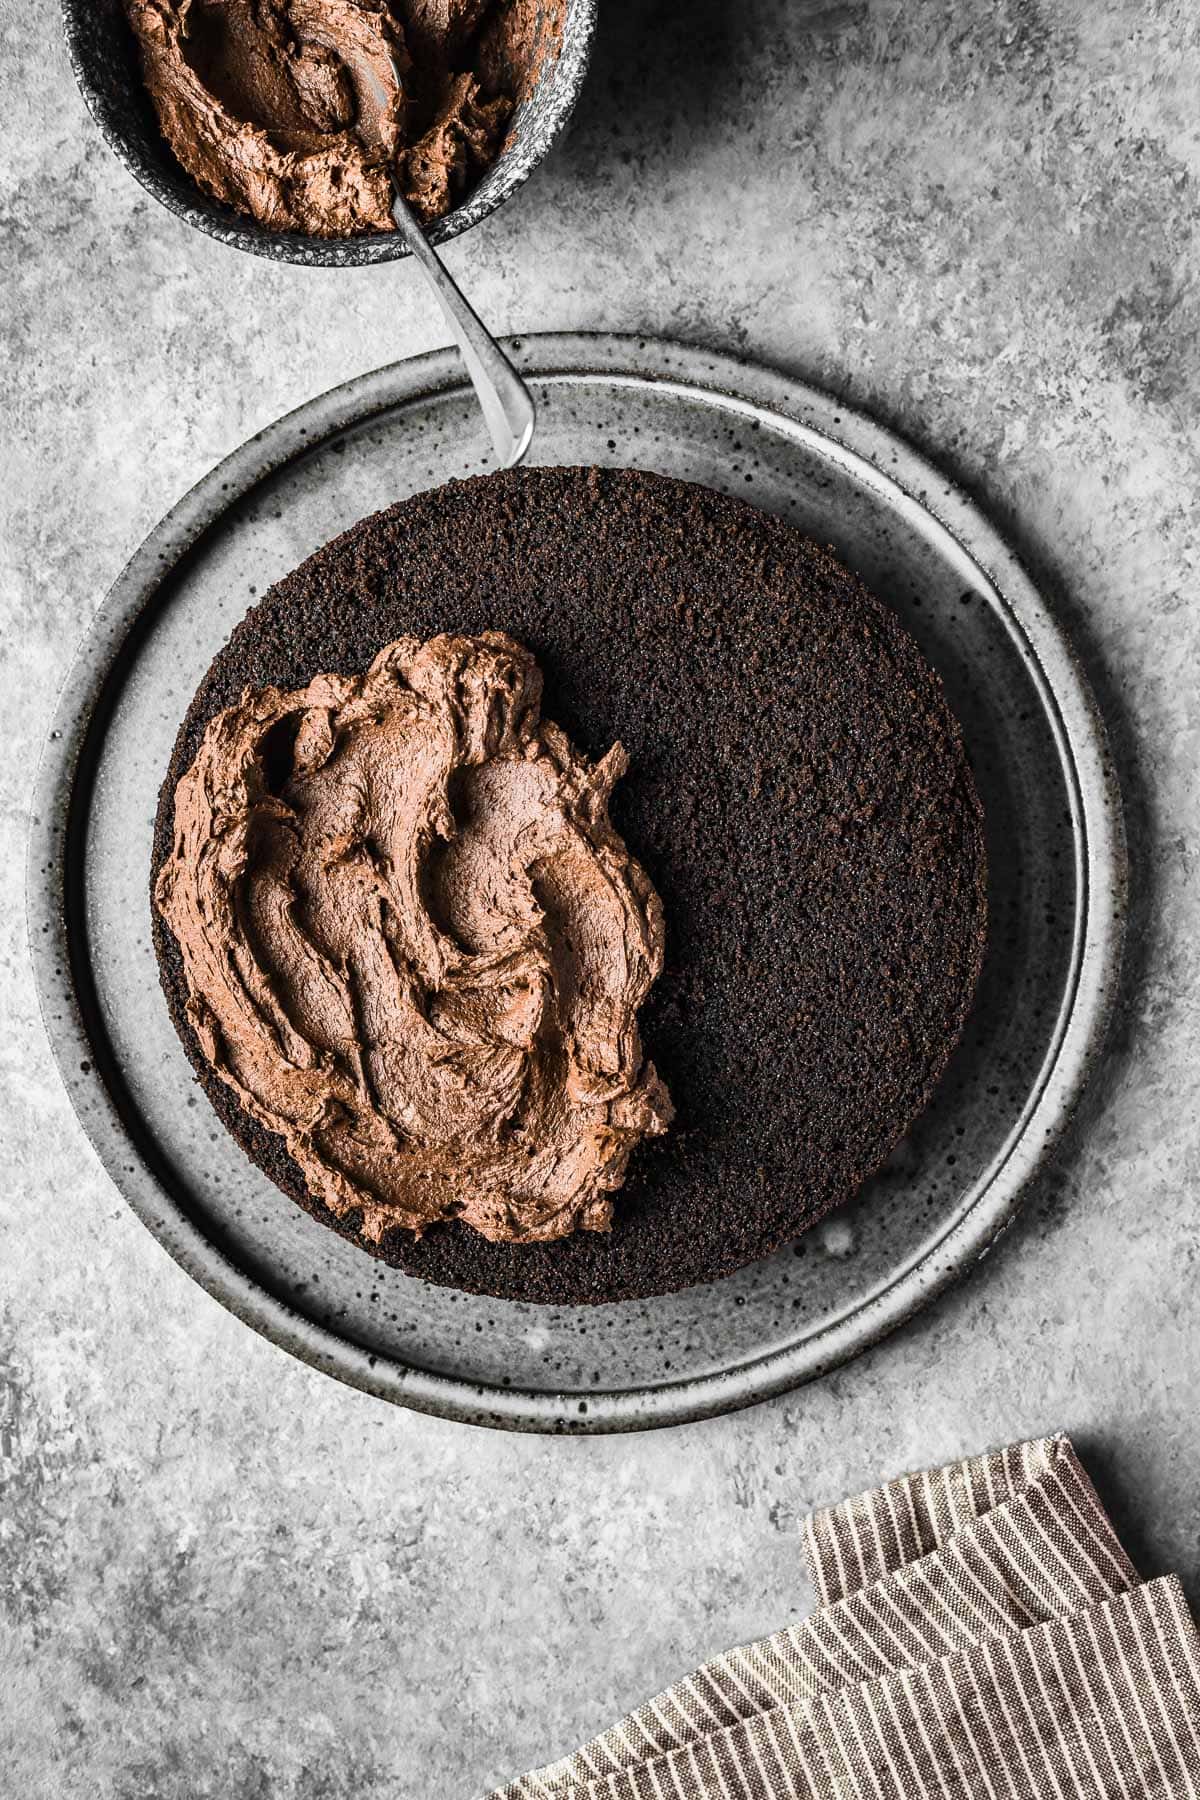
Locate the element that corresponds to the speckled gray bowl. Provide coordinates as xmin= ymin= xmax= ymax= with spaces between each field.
xmin=61 ymin=0 xmax=596 ymax=265
xmin=28 ymin=335 xmax=1125 ymax=1432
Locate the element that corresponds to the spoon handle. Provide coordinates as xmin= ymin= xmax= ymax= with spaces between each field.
xmin=391 ymin=195 xmax=536 ymax=470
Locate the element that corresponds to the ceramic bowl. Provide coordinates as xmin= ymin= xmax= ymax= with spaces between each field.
xmin=61 ymin=0 xmax=596 ymax=266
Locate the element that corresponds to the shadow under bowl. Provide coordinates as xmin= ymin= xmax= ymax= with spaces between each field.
xmin=61 ymin=0 xmax=596 ymax=266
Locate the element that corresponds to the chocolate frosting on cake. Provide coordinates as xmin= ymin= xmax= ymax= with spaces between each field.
xmin=154 ymin=632 xmax=671 ymax=1245
xmin=122 ymin=0 xmax=549 ymax=232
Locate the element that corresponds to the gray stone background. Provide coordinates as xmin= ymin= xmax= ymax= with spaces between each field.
xmin=3 ymin=0 xmax=1199 ymax=1793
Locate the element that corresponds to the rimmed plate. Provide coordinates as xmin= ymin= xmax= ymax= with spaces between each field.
xmin=27 ymin=334 xmax=1124 ymax=1432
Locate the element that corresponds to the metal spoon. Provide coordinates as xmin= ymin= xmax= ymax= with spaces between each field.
xmin=388 ymin=192 xmax=535 ymax=468
xmin=382 ymin=54 xmax=535 ymax=469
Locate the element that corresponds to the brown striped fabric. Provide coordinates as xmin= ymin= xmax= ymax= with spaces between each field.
xmin=489 ymin=1437 xmax=1200 ymax=1800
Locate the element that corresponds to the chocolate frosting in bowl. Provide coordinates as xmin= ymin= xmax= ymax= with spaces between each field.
xmin=154 ymin=633 xmax=672 ymax=1245
xmin=122 ymin=0 xmax=527 ymax=232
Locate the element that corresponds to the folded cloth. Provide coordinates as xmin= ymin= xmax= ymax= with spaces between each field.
xmin=490 ymin=1436 xmax=1200 ymax=1800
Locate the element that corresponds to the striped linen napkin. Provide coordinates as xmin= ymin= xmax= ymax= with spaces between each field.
xmin=490 ymin=1436 xmax=1200 ymax=1799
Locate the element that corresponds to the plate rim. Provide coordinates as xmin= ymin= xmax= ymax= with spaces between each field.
xmin=26 ymin=332 xmax=1127 ymax=1433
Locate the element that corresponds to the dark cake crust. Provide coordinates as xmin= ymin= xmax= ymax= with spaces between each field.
xmin=150 ymin=466 xmax=987 ymax=1304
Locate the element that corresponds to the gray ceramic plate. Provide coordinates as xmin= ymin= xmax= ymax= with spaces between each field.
xmin=28 ymin=334 xmax=1124 ymax=1433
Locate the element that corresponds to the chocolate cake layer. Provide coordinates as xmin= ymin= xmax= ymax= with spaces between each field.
xmin=150 ymin=466 xmax=987 ymax=1304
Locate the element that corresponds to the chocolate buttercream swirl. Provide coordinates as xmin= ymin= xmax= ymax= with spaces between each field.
xmin=123 ymin=0 xmax=519 ymax=232
xmin=155 ymin=633 xmax=672 ymax=1244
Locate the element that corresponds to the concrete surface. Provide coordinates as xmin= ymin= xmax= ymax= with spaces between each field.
xmin=3 ymin=0 xmax=1200 ymax=1794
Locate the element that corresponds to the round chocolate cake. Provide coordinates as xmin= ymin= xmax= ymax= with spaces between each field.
xmin=151 ymin=466 xmax=987 ymax=1304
